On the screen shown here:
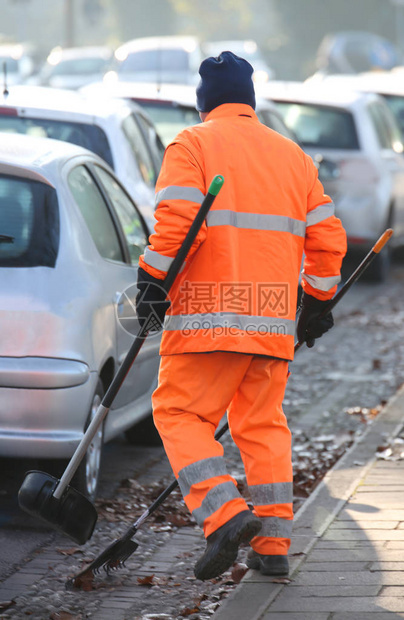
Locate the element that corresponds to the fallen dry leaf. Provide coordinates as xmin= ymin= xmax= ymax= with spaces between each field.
xmin=271 ymin=577 xmax=292 ymax=584
xmin=179 ymin=606 xmax=200 ymax=616
xmin=56 ymin=547 xmax=82 ymax=556
xmin=231 ymin=562 xmax=249 ymax=583
xmin=69 ymin=569 xmax=96 ymax=592
xmin=137 ymin=574 xmax=155 ymax=586
xmin=50 ymin=612 xmax=83 ymax=620
xmin=0 ymin=600 xmax=15 ymax=612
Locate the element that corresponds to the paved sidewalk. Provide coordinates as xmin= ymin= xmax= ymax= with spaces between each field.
xmin=214 ymin=384 xmax=404 ymax=620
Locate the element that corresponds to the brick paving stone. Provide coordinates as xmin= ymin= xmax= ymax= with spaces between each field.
xmin=323 ymin=530 xmax=404 ymax=541
xmin=269 ymin=595 xmax=404 ymax=612
xmin=303 ymin=561 xmax=369 ymax=571
xmin=290 ymin=571 xmax=404 ymax=586
xmin=315 ymin=540 xmax=387 ymax=549
xmin=261 ymin=613 xmax=330 ymax=620
xmin=381 ymin=587 xmax=404 ymax=597
xmin=0 ymin=587 xmax=23 ymax=599
xmin=349 ymin=495 xmax=404 ymax=508
xmin=97 ymin=599 xmax=134 ymax=608
xmin=370 ymin=563 xmax=404 ymax=571
xmin=359 ymin=486 xmax=404 ymax=493
xmin=278 ymin=584 xmax=382 ymax=596
xmin=330 ymin=521 xmax=400 ymax=529
xmin=333 ymin=614 xmax=404 ymax=619
xmin=306 ymin=549 xmax=404 ymax=562
xmin=0 ymin=573 xmax=38 ymax=586
xmin=340 ymin=510 xmax=404 ymax=521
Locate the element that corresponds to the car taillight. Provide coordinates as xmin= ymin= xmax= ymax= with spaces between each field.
xmin=0 ymin=107 xmax=18 ymax=116
xmin=337 ymin=158 xmax=380 ymax=184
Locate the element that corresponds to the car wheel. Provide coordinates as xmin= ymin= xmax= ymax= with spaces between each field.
xmin=72 ymin=379 xmax=105 ymax=501
xmin=124 ymin=413 xmax=162 ymax=446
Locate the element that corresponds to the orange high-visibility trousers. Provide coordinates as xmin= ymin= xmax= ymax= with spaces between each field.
xmin=152 ymin=351 xmax=293 ymax=555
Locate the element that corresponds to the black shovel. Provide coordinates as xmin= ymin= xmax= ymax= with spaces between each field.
xmin=66 ymin=227 xmax=393 ymax=584
xmin=17 ymin=174 xmax=225 ymax=545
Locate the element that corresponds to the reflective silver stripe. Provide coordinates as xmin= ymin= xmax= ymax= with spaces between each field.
xmin=178 ymin=456 xmax=228 ymax=497
xmin=164 ymin=313 xmax=295 ymax=336
xmin=306 ymin=202 xmax=335 ymax=227
xmin=259 ymin=516 xmax=293 ymax=539
xmin=248 ymin=482 xmax=293 ymax=506
xmin=303 ymin=273 xmax=341 ymax=292
xmin=206 ymin=211 xmax=306 ymax=237
xmin=192 ymin=481 xmax=241 ymax=527
xmin=143 ymin=247 xmax=174 ymax=273
xmin=155 ymin=185 xmax=205 ymax=208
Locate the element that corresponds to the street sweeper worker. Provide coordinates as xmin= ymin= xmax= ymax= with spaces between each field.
xmin=136 ymin=51 xmax=347 ymax=581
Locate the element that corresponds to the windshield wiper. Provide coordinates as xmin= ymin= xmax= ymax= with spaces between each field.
xmin=0 ymin=234 xmax=14 ymax=243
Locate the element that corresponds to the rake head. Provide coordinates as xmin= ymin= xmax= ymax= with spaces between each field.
xmin=66 ymin=537 xmax=139 ymax=589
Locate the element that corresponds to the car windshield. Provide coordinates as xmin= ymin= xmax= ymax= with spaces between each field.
xmin=0 ymin=174 xmax=59 ymax=267
xmin=275 ymin=102 xmax=359 ymax=150
xmin=119 ymin=49 xmax=189 ymax=74
xmin=138 ymin=101 xmax=200 ymax=145
xmin=0 ymin=115 xmax=114 ymax=168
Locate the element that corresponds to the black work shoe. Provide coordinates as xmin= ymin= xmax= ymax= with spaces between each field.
xmin=194 ymin=510 xmax=262 ymax=581
xmin=246 ymin=549 xmax=289 ymax=576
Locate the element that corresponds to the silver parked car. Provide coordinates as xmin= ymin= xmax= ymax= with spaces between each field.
xmin=0 ymin=133 xmax=161 ymax=500
xmin=258 ymin=81 xmax=404 ymax=280
xmin=0 ymin=85 xmax=165 ymax=227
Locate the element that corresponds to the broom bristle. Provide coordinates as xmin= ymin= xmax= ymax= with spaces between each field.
xmin=65 ymin=538 xmax=139 ymax=588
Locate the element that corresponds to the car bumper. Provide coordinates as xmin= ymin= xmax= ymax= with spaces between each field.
xmin=0 ymin=370 xmax=98 ymax=459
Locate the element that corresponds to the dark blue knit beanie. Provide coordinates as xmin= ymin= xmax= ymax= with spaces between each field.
xmin=196 ymin=51 xmax=256 ymax=113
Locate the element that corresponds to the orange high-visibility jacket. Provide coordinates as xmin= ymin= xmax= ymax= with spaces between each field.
xmin=139 ymin=103 xmax=347 ymax=359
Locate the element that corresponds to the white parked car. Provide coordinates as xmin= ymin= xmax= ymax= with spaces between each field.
xmin=258 ymin=81 xmax=404 ymax=280
xmin=0 ymin=86 xmax=165 ymax=226
xmin=81 ymin=81 xmax=201 ymax=146
xmin=0 ymin=133 xmax=161 ymax=500
xmin=306 ymin=70 xmax=404 ymax=144
xmin=82 ymin=81 xmax=300 ymax=146
xmin=34 ymin=46 xmax=113 ymax=90
xmin=109 ymin=35 xmax=203 ymax=85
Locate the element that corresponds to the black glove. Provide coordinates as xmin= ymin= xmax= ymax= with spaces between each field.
xmin=297 ymin=292 xmax=334 ymax=348
xmin=136 ymin=268 xmax=170 ymax=331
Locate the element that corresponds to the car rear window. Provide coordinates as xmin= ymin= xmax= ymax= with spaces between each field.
xmin=139 ymin=101 xmax=200 ymax=145
xmin=0 ymin=115 xmax=114 ymax=168
xmin=119 ymin=49 xmax=189 ymax=73
xmin=0 ymin=175 xmax=59 ymax=268
xmin=275 ymin=102 xmax=359 ymax=150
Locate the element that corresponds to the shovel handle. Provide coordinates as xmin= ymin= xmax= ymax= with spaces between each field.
xmin=53 ymin=175 xmax=225 ymax=500
xmin=295 ymin=228 xmax=393 ymax=352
